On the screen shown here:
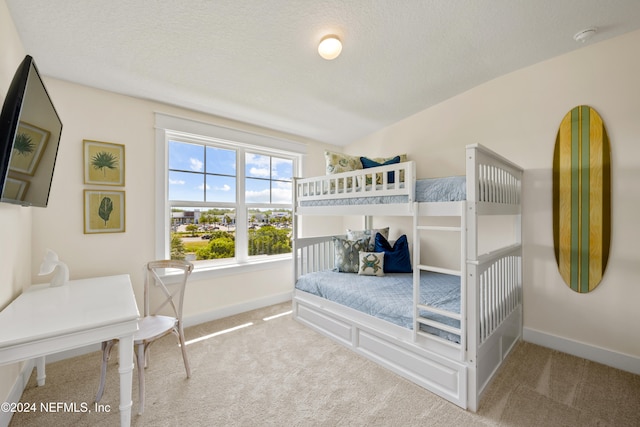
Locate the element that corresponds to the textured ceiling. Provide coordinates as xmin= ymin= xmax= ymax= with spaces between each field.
xmin=6 ymin=1 xmax=640 ymax=146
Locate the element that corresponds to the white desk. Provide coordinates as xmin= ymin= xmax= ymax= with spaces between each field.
xmin=0 ymin=275 xmax=139 ymax=426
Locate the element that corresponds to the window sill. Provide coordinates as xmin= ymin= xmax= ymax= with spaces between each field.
xmin=188 ymin=256 xmax=292 ymax=281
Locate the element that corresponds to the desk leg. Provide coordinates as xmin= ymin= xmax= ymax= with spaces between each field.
xmin=36 ymin=357 xmax=46 ymax=386
xmin=118 ymin=334 xmax=134 ymax=427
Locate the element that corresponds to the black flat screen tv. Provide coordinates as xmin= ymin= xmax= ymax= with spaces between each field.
xmin=0 ymin=55 xmax=62 ymax=207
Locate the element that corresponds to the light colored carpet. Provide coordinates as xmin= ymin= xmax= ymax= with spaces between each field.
xmin=9 ymin=302 xmax=640 ymax=426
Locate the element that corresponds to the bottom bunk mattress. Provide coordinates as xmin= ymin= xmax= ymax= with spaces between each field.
xmin=295 ymin=270 xmax=461 ymax=343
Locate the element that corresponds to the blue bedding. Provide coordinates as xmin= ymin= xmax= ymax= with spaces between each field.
xmin=415 ymin=176 xmax=466 ymax=202
xmin=295 ymin=270 xmax=461 ymax=343
xmin=299 ymin=176 xmax=466 ymax=206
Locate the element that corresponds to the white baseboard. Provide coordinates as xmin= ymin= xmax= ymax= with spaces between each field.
xmin=183 ymin=291 xmax=292 ymax=328
xmin=523 ymin=327 xmax=640 ymax=375
xmin=0 ymin=360 xmax=36 ymax=427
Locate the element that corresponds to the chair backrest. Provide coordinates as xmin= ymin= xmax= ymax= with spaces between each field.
xmin=143 ymin=260 xmax=194 ymax=321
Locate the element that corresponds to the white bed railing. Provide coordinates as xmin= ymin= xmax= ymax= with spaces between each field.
xmin=463 ymin=144 xmax=523 ymax=369
xmin=466 ymin=144 xmax=523 ymax=262
xmin=295 ymin=161 xmax=416 ymax=202
xmin=467 ymin=144 xmax=522 ymax=212
xmin=293 ymin=235 xmax=337 ymax=279
xmin=469 ymin=244 xmax=522 ymax=346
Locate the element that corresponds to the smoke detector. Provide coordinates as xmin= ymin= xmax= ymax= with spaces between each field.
xmin=573 ymin=28 xmax=597 ymax=43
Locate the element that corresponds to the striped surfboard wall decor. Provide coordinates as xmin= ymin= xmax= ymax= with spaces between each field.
xmin=553 ymin=105 xmax=611 ymax=293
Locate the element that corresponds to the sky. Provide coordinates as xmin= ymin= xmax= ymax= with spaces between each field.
xmin=168 ymin=140 xmax=292 ymax=204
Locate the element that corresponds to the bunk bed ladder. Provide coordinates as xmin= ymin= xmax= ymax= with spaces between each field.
xmin=413 ymin=204 xmax=467 ymax=362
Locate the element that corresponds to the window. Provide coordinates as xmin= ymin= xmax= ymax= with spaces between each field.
xmin=156 ymin=114 xmax=304 ymax=273
xmin=168 ymin=143 xmax=237 ymax=203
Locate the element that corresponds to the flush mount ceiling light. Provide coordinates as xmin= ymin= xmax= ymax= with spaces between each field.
xmin=318 ymin=35 xmax=342 ymax=60
xmin=573 ymin=27 xmax=597 ymax=43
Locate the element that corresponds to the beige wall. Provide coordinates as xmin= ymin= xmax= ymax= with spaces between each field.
xmin=347 ymin=30 xmax=640 ymax=359
xmin=0 ymin=0 xmax=30 ymax=403
xmin=30 ymin=79 xmax=330 ymax=319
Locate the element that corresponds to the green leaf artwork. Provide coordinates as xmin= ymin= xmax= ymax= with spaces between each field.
xmin=91 ymin=151 xmax=119 ymax=176
xmin=98 ymin=197 xmax=114 ymax=226
xmin=13 ymin=133 xmax=34 ymax=156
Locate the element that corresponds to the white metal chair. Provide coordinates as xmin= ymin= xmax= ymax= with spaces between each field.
xmin=96 ymin=259 xmax=194 ymax=414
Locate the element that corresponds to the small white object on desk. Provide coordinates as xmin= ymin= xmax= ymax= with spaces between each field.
xmin=38 ymin=249 xmax=69 ymax=287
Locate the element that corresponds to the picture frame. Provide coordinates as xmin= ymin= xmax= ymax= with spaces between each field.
xmin=2 ymin=176 xmax=30 ymax=201
xmin=9 ymin=122 xmax=49 ymax=175
xmin=83 ymin=140 xmax=125 ymax=186
xmin=84 ymin=190 xmax=126 ymax=234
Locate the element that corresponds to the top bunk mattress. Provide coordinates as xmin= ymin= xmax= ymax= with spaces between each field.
xmin=295 ymin=269 xmax=461 ymax=343
xmin=416 ymin=175 xmax=466 ymax=202
xmin=298 ymin=175 xmax=466 ymax=207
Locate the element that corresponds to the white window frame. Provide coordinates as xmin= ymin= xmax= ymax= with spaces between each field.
xmin=155 ymin=113 xmax=305 ymax=279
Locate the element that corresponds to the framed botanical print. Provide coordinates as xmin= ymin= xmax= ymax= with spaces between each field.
xmin=9 ymin=122 xmax=50 ymax=175
xmin=84 ymin=190 xmax=126 ymax=234
xmin=83 ymin=140 xmax=125 ymax=186
xmin=2 ymin=177 xmax=30 ymax=201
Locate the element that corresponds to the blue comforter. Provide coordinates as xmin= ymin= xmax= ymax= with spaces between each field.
xmin=295 ymin=270 xmax=461 ymax=342
xmin=415 ymin=176 xmax=466 ymax=202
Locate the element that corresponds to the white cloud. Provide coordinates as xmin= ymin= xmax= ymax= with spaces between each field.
xmin=245 ymin=188 xmax=270 ymax=203
xmin=169 ymin=179 xmax=185 ymax=185
xmin=272 ymin=187 xmax=292 ymax=204
xmin=246 ymin=153 xmax=271 ymax=178
xmin=212 ymin=184 xmax=231 ymax=192
xmin=245 ymin=186 xmax=292 ymax=204
xmin=197 ymin=183 xmax=211 ymax=191
xmin=249 ymin=167 xmax=270 ymax=177
xmin=246 ymin=153 xmax=270 ymax=166
xmin=190 ymin=158 xmax=203 ymax=172
xmin=273 ymin=158 xmax=293 ymax=178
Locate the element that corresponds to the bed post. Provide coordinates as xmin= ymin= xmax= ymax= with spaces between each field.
xmin=465 ymin=145 xmax=479 ymax=411
xmin=465 ymin=145 xmax=479 ymax=261
xmin=292 ymin=177 xmax=300 ymax=286
xmin=412 ymin=202 xmax=420 ymax=342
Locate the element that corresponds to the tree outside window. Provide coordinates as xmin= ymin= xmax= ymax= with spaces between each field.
xmin=167 ymin=139 xmax=295 ymax=265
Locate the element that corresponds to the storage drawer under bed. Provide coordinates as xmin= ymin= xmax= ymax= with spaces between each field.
xmin=293 ymin=294 xmax=468 ymax=409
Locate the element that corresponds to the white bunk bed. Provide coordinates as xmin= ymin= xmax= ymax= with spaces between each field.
xmin=291 ymin=144 xmax=523 ymax=411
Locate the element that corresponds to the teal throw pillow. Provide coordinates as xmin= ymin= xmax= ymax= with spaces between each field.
xmin=333 ymin=237 xmax=370 ymax=273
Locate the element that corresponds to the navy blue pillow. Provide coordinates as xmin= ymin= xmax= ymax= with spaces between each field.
xmin=360 ymin=156 xmax=401 ymax=184
xmin=374 ymin=233 xmax=412 ymax=273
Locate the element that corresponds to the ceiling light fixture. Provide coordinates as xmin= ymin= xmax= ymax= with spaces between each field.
xmin=318 ymin=35 xmax=342 ymax=60
xmin=573 ymin=27 xmax=597 ymax=43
